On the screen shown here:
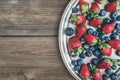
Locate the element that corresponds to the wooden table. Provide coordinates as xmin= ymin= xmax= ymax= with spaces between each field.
xmin=0 ymin=0 xmax=74 ymax=80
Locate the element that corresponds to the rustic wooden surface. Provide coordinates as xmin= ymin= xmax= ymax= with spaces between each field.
xmin=0 ymin=0 xmax=74 ymax=80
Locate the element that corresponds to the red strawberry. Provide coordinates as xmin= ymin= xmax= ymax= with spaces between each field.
xmin=91 ymin=69 xmax=102 ymax=80
xmin=98 ymin=59 xmax=113 ymax=69
xmin=94 ymin=0 xmax=107 ymax=4
xmin=77 ymin=26 xmax=87 ymax=39
xmin=109 ymin=40 xmax=120 ymax=50
xmin=79 ymin=0 xmax=89 ymax=13
xmin=68 ymin=36 xmax=82 ymax=52
xmin=71 ymin=14 xmax=86 ymax=25
xmin=84 ymin=34 xmax=97 ymax=45
xmin=102 ymin=22 xmax=115 ymax=34
xmin=79 ymin=64 xmax=90 ymax=79
xmin=88 ymin=17 xmax=103 ymax=26
xmin=105 ymin=1 xmax=120 ymax=12
xmin=91 ymin=2 xmax=100 ymax=12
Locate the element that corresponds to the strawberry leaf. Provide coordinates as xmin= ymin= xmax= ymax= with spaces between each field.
xmin=81 ymin=5 xmax=89 ymax=13
xmin=92 ymin=40 xmax=97 ymax=45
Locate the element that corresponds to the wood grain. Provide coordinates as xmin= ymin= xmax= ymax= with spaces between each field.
xmin=0 ymin=0 xmax=69 ymax=36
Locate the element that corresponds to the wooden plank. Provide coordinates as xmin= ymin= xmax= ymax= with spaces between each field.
xmin=0 ymin=37 xmax=74 ymax=80
xmin=0 ymin=0 xmax=69 ymax=36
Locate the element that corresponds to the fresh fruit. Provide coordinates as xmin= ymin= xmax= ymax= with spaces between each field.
xmin=90 ymin=46 xmax=95 ymax=51
xmin=103 ymin=18 xmax=111 ymax=24
xmin=98 ymin=54 xmax=105 ymax=60
xmin=93 ymin=31 xmax=99 ymax=37
xmin=70 ymin=14 xmax=86 ymax=25
xmin=84 ymin=34 xmax=97 ymax=45
xmin=80 ymin=37 xmax=85 ymax=42
xmin=91 ymin=69 xmax=102 ymax=80
xmin=102 ymin=75 xmax=109 ymax=80
xmin=111 ymin=65 xmax=117 ymax=70
xmin=99 ymin=9 xmax=106 ymax=16
xmin=65 ymin=27 xmax=74 ymax=36
xmin=109 ymin=40 xmax=120 ymax=50
xmin=71 ymin=53 xmax=77 ymax=57
xmin=110 ymin=73 xmax=118 ymax=80
xmin=105 ymin=36 xmax=111 ymax=42
xmin=86 ymin=14 xmax=93 ymax=20
xmin=117 ymin=15 xmax=120 ymax=21
xmin=105 ymin=68 xmax=112 ymax=75
xmin=95 ymin=0 xmax=107 ymax=3
xmin=108 ymin=0 xmax=116 ymax=2
xmin=86 ymin=51 xmax=92 ymax=57
xmin=83 ymin=43 xmax=89 ymax=50
xmin=102 ymin=22 xmax=116 ymax=34
xmin=72 ymin=7 xmax=79 ymax=13
xmin=68 ymin=36 xmax=82 ymax=52
xmin=93 ymin=50 xmax=101 ymax=56
xmin=116 ymin=50 xmax=120 ymax=56
xmin=99 ymin=34 xmax=106 ymax=40
xmin=105 ymin=1 xmax=120 ymax=12
xmin=110 ymin=12 xmax=118 ymax=20
xmin=79 ymin=64 xmax=90 ymax=79
xmin=77 ymin=59 xmax=84 ymax=66
xmin=87 ymin=63 xmax=92 ymax=68
xmin=87 ymin=28 xmax=94 ymax=34
xmin=115 ymin=23 xmax=120 ymax=29
xmin=71 ymin=60 xmax=77 ymax=66
xmin=74 ymin=65 xmax=81 ymax=71
xmin=89 ymin=17 xmax=103 ymax=26
xmin=91 ymin=58 xmax=99 ymax=65
xmin=110 ymin=34 xmax=118 ymax=39
xmin=101 ymin=47 xmax=112 ymax=56
xmin=98 ymin=59 xmax=113 ymax=69
xmin=77 ymin=26 xmax=87 ymax=39
xmin=91 ymin=2 xmax=100 ymax=13
xmin=79 ymin=53 xmax=86 ymax=59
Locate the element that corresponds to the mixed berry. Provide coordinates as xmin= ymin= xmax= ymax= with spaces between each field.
xmin=65 ymin=0 xmax=120 ymax=80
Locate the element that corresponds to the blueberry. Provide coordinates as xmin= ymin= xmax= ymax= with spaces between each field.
xmin=110 ymin=12 xmax=118 ymax=20
xmin=117 ymin=15 xmax=120 ymax=21
xmin=93 ymin=50 xmax=101 ymax=56
xmin=90 ymin=46 xmax=95 ymax=51
xmin=99 ymin=34 xmax=106 ymax=40
xmin=103 ymin=75 xmax=109 ymax=80
xmin=104 ymin=18 xmax=111 ymax=24
xmin=91 ymin=58 xmax=99 ymax=65
xmin=105 ymin=36 xmax=111 ymax=42
xmin=86 ymin=14 xmax=92 ymax=21
xmin=110 ymin=73 xmax=118 ymax=80
xmin=111 ymin=65 xmax=117 ymax=70
xmin=87 ymin=28 xmax=94 ymax=34
xmin=99 ymin=9 xmax=106 ymax=16
xmin=72 ymin=7 xmax=78 ymax=13
xmin=86 ymin=51 xmax=92 ymax=57
xmin=93 ymin=31 xmax=99 ymax=37
xmin=97 ymin=28 xmax=102 ymax=33
xmin=77 ymin=59 xmax=83 ymax=66
xmin=110 ymin=34 xmax=118 ymax=39
xmin=80 ymin=37 xmax=85 ymax=42
xmin=116 ymin=29 xmax=120 ymax=35
xmin=112 ymin=29 xmax=117 ymax=34
xmin=116 ymin=23 xmax=120 ymax=29
xmin=71 ymin=60 xmax=77 ymax=66
xmin=106 ymin=68 xmax=112 ymax=75
xmin=65 ymin=27 xmax=74 ymax=36
xmin=71 ymin=52 xmax=77 ymax=57
xmin=83 ymin=43 xmax=89 ymax=50
xmin=98 ymin=54 xmax=105 ymax=60
xmin=79 ymin=53 xmax=86 ymax=59
xmin=116 ymin=50 xmax=120 ymax=56
xmin=108 ymin=0 xmax=115 ymax=2
xmin=74 ymin=65 xmax=80 ymax=71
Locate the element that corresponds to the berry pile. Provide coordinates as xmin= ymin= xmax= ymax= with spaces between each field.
xmin=65 ymin=0 xmax=120 ymax=80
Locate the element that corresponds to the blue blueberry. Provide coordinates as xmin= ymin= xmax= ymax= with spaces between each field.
xmin=97 ymin=28 xmax=102 ymax=33
xmin=103 ymin=75 xmax=109 ymax=80
xmin=110 ymin=34 xmax=118 ymax=39
xmin=80 ymin=37 xmax=85 ymax=42
xmin=99 ymin=34 xmax=106 ymax=40
xmin=93 ymin=50 xmax=101 ymax=56
xmin=65 ymin=27 xmax=74 ymax=36
xmin=77 ymin=59 xmax=83 ymax=66
xmin=98 ymin=54 xmax=105 ymax=60
xmin=105 ymin=36 xmax=111 ymax=42
xmin=79 ymin=53 xmax=86 ymax=59
xmin=99 ymin=9 xmax=106 ymax=16
xmin=116 ymin=23 xmax=120 ymax=29
xmin=104 ymin=18 xmax=111 ymax=24
xmin=91 ymin=58 xmax=99 ymax=65
xmin=93 ymin=31 xmax=99 ymax=37
xmin=110 ymin=73 xmax=118 ymax=80
xmin=71 ymin=52 xmax=77 ymax=57
xmin=116 ymin=50 xmax=120 ymax=56
xmin=83 ymin=43 xmax=89 ymax=50
xmin=108 ymin=0 xmax=115 ymax=2
xmin=87 ymin=28 xmax=94 ymax=34
xmin=117 ymin=15 xmax=120 ymax=21
xmin=111 ymin=65 xmax=117 ymax=70
xmin=112 ymin=29 xmax=117 ymax=34
xmin=86 ymin=14 xmax=92 ymax=20
xmin=71 ymin=60 xmax=77 ymax=66
xmin=110 ymin=12 xmax=118 ymax=20
xmin=74 ymin=65 xmax=80 ymax=71
xmin=106 ymin=68 xmax=112 ymax=75
xmin=116 ymin=29 xmax=120 ymax=35
xmin=110 ymin=18 xmax=116 ymax=23
xmin=90 ymin=46 xmax=95 ymax=51
xmin=86 ymin=51 xmax=92 ymax=57
xmin=72 ymin=7 xmax=78 ymax=13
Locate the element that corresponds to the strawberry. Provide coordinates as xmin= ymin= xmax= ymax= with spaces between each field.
xmin=91 ymin=69 xmax=102 ymax=80
xmin=102 ymin=22 xmax=115 ymax=34
xmin=109 ymin=40 xmax=120 ymax=50
xmin=88 ymin=17 xmax=103 ymax=26
xmin=79 ymin=0 xmax=89 ymax=14
xmin=70 ymin=14 xmax=86 ymax=25
xmin=79 ymin=64 xmax=90 ymax=79
xmin=84 ymin=34 xmax=97 ymax=45
xmin=105 ymin=1 xmax=120 ymax=12
xmin=91 ymin=2 xmax=100 ymax=12
xmin=94 ymin=0 xmax=107 ymax=4
xmin=77 ymin=26 xmax=87 ymax=39
xmin=68 ymin=36 xmax=82 ymax=52
xmin=98 ymin=58 xmax=113 ymax=69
